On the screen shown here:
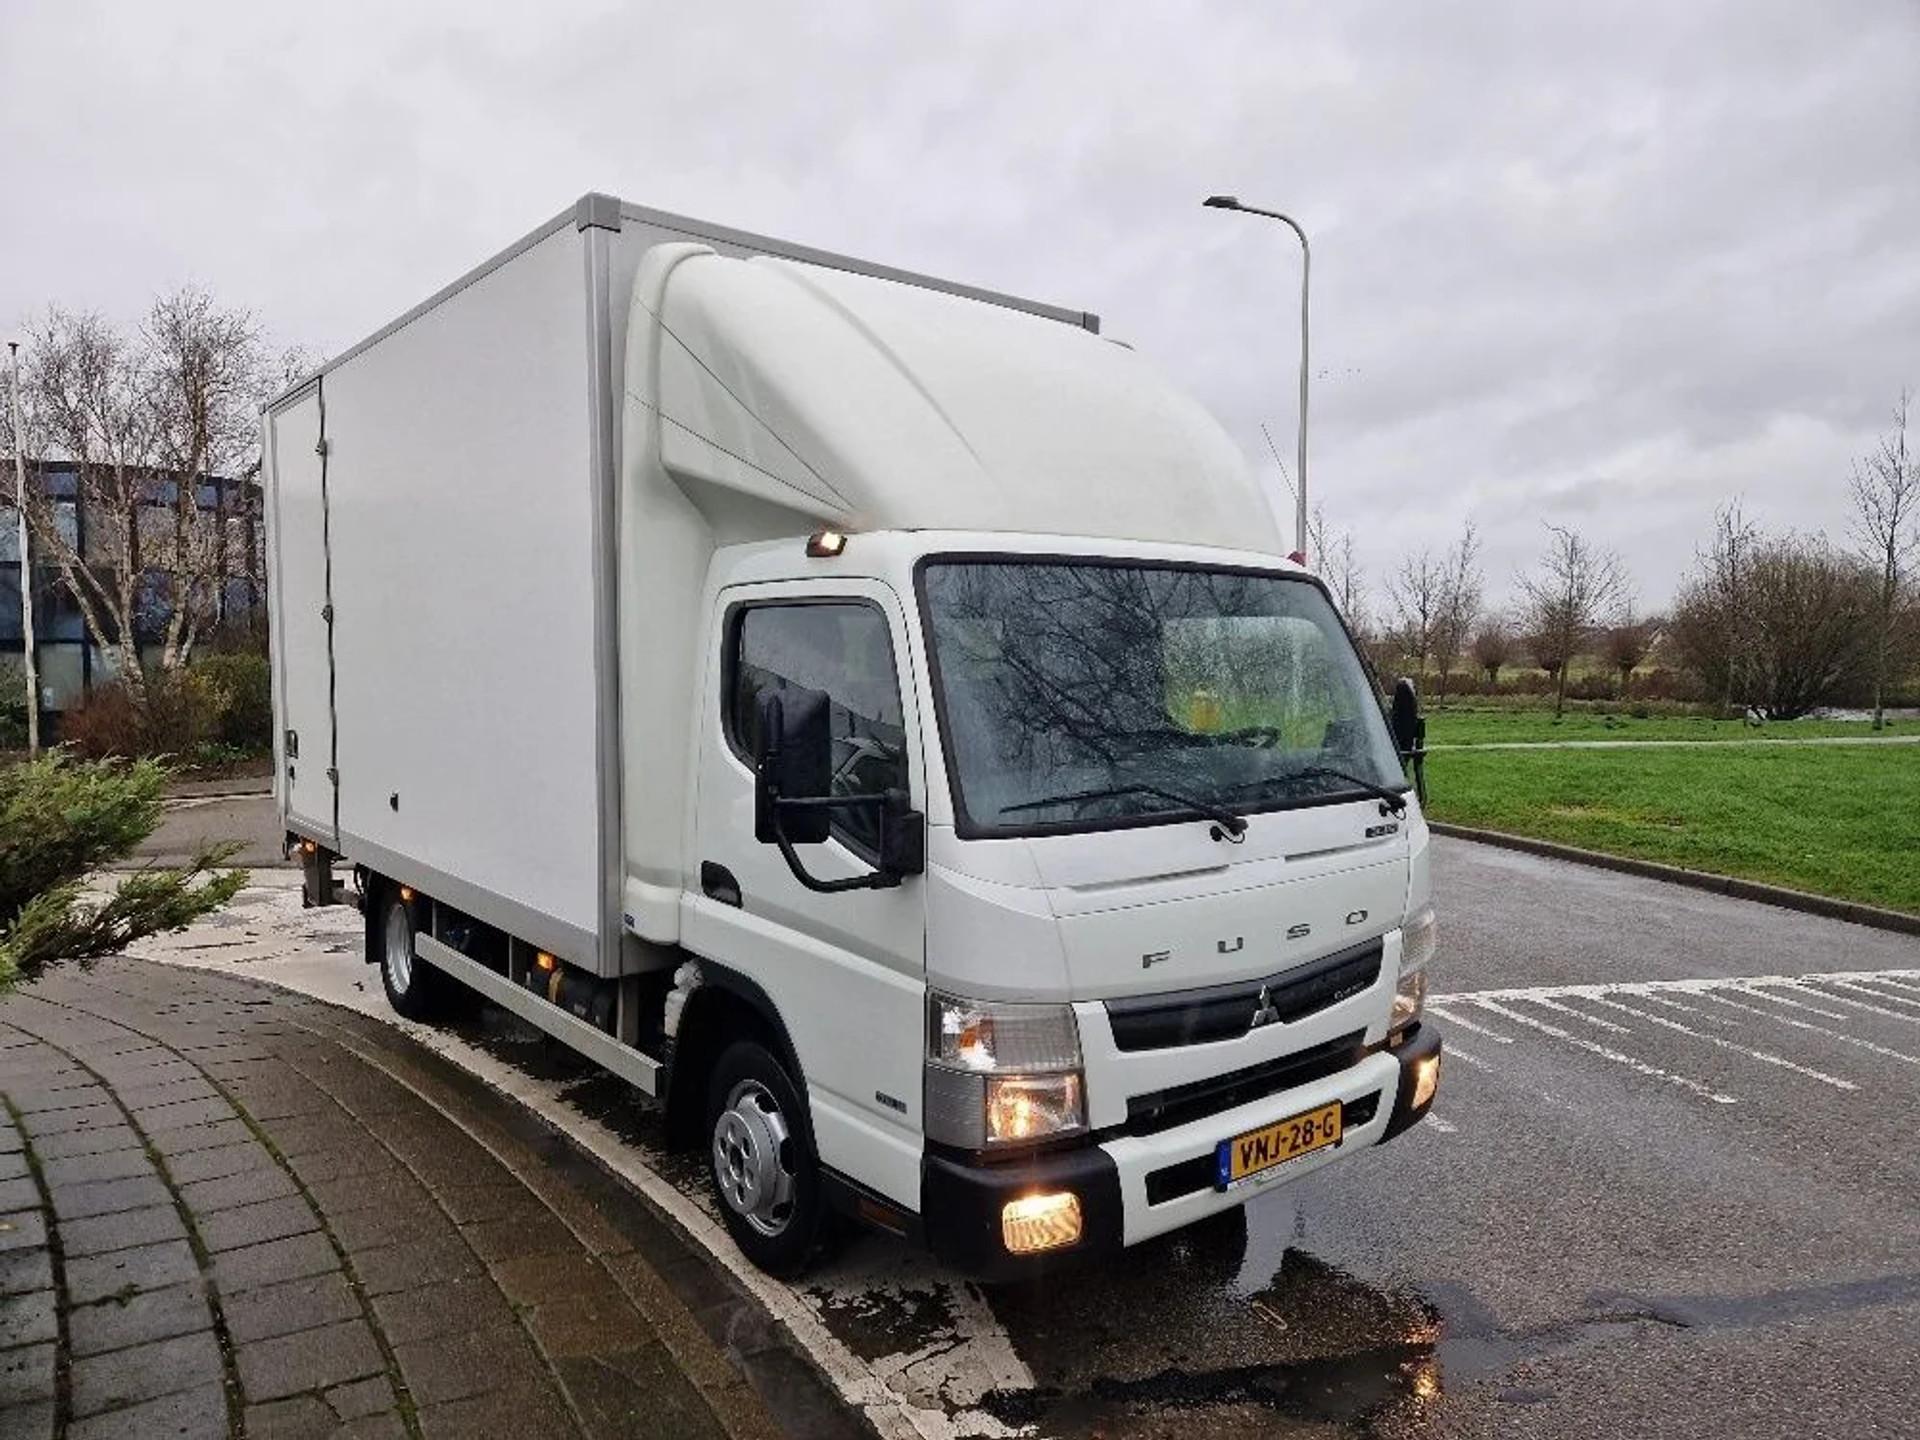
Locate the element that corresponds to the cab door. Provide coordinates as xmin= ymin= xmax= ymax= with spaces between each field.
xmin=681 ymin=578 xmax=929 ymax=1210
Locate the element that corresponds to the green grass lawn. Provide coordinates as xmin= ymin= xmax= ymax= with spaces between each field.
xmin=1422 ymin=743 xmax=1920 ymax=914
xmin=1425 ymin=709 xmax=1917 ymax=746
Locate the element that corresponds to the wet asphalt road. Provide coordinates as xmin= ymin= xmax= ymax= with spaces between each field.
xmin=134 ymin=797 xmax=1920 ymax=1438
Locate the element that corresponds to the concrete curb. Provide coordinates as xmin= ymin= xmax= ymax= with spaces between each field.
xmin=164 ymin=778 xmax=273 ymax=801
xmin=1429 ymin=822 xmax=1920 ymax=938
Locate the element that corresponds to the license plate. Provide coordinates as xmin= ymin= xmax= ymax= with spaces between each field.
xmin=1216 ymin=1101 xmax=1343 ymax=1189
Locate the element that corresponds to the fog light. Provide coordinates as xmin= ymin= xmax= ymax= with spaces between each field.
xmin=1411 ymin=1052 xmax=1441 ymax=1111
xmin=1002 ymin=1190 xmax=1082 ymax=1255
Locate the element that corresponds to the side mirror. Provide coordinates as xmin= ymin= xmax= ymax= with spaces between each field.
xmin=754 ymin=689 xmax=833 ymax=843
xmin=751 ymin=689 xmax=925 ymax=893
xmin=1390 ymin=676 xmax=1423 ymax=758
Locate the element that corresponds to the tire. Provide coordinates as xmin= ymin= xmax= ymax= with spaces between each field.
xmin=705 ymin=1039 xmax=826 ymax=1277
xmin=377 ymin=890 xmax=451 ymax=1021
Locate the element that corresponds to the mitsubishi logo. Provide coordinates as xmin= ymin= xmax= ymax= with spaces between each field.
xmin=1250 ymin=983 xmax=1281 ymax=1029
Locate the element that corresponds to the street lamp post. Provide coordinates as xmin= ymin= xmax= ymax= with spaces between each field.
xmin=7 ymin=341 xmax=37 ymax=756
xmin=1203 ymin=195 xmax=1311 ymax=563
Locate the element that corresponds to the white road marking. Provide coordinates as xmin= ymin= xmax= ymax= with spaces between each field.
xmin=1441 ymin=1045 xmax=1496 ymax=1072
xmin=1841 ymin=976 xmax=1920 ymax=1007
xmin=1869 ymin=975 xmax=1920 ymax=997
xmin=1435 ymin=967 xmax=1920 ymax=1006
xmin=1577 ymin=995 xmax=1858 ymax=1091
xmin=1637 ymin=994 xmax=1734 ymax=1025
xmin=1424 ymin=1115 xmax=1458 ymax=1134
xmin=1696 ymin=991 xmax=1920 ymax=1068
xmin=1812 ymin=977 xmax=1920 ymax=1014
xmin=1769 ymin=979 xmax=1920 ymax=1024
xmin=1728 ymin=985 xmax=1854 ymax=1022
xmin=1464 ymin=998 xmax=1739 ymax=1104
xmin=1424 ymin=1006 xmax=1515 ymax=1044
xmin=1516 ymin=995 xmax=1632 ymax=1034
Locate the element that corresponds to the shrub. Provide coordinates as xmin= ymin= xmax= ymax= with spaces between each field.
xmin=0 ymin=752 xmax=246 ymax=985
xmin=60 ymin=670 xmax=224 ymax=760
xmin=192 ymin=653 xmax=272 ymax=752
xmin=59 ymin=680 xmax=147 ymax=758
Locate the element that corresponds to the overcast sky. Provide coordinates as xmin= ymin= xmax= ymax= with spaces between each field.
xmin=4 ymin=1 xmax=1915 ymax=612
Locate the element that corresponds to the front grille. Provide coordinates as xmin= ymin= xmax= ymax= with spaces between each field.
xmin=1105 ymin=938 xmax=1384 ymax=1052
xmin=1143 ymin=1088 xmax=1387 ymax=1206
xmin=1122 ymin=1030 xmax=1366 ymax=1137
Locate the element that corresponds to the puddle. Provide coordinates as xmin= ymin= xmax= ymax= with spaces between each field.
xmin=981 ymin=1219 xmax=1447 ymax=1437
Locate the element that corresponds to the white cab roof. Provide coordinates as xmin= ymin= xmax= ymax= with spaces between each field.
xmin=650 ymin=251 xmax=1283 ymax=555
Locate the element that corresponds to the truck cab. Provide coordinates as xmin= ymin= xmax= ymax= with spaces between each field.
xmin=676 ymin=528 xmax=1439 ymax=1276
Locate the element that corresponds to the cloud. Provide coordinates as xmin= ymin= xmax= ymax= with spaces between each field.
xmin=4 ymin=0 xmax=1914 ymax=609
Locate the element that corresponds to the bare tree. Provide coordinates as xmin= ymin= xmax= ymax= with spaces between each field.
xmin=1744 ymin=535 xmax=1876 ymax=718
xmin=1308 ymin=504 xmax=1367 ymax=637
xmin=18 ymin=308 xmax=157 ymax=695
xmin=1849 ymin=392 xmax=1919 ymax=730
xmin=1673 ymin=529 xmax=1876 ymax=718
xmin=1471 ymin=618 xmax=1511 ymax=692
xmin=1518 ymin=523 xmax=1627 ymax=716
xmin=1429 ymin=523 xmax=1482 ymax=698
xmin=1525 ymin=625 xmax=1568 ymax=692
xmin=1601 ymin=601 xmax=1656 ymax=699
xmin=1671 ymin=501 xmax=1761 ymax=711
xmin=144 ymin=290 xmax=269 ymax=669
xmin=18 ymin=291 xmax=270 ymax=700
xmin=1387 ymin=547 xmax=1446 ymax=680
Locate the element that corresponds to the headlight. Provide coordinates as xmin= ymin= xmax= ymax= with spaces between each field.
xmin=1391 ymin=969 xmax=1428 ymax=1032
xmin=1393 ymin=905 xmax=1436 ymax=1033
xmin=925 ymin=994 xmax=1085 ymax=1148
xmin=1402 ymin=905 xmax=1437 ymax=974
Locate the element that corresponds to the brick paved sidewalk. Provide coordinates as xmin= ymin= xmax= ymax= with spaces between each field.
xmin=0 ymin=957 xmax=848 ymax=1440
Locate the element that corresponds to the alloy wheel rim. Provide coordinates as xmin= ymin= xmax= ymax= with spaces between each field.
xmin=383 ymin=904 xmax=415 ymax=995
xmin=712 ymin=1079 xmax=797 ymax=1236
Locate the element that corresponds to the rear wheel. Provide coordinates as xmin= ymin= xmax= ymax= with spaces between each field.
xmin=378 ymin=890 xmax=451 ymax=1020
xmin=706 ymin=1040 xmax=825 ymax=1277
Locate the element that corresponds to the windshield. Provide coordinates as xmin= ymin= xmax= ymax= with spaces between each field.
xmin=919 ymin=558 xmax=1406 ymax=837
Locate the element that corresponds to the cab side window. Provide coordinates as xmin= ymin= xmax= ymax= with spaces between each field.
xmin=728 ymin=602 xmax=907 ymax=860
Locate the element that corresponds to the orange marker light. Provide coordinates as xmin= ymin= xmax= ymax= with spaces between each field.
xmin=805 ymin=530 xmax=848 ymax=558
xmin=398 ymin=886 xmax=415 ymax=903
xmin=535 ymin=952 xmax=557 ymax=972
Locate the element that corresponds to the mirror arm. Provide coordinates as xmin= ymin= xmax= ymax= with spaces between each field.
xmin=762 ymin=787 xmax=910 ymax=894
xmin=1399 ymin=717 xmax=1428 ymax=805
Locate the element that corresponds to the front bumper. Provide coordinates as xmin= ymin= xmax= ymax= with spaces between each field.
xmin=921 ymin=1022 xmax=1442 ymax=1280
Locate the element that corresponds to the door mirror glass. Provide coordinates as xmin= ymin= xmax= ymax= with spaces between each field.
xmin=753 ymin=687 xmax=833 ymax=844
xmin=1390 ymin=676 xmax=1423 ymax=757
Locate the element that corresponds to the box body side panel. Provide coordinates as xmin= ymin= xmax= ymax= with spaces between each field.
xmin=307 ymin=224 xmax=603 ymax=962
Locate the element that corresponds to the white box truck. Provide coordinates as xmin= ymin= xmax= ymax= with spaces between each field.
xmin=265 ymin=193 xmax=1442 ymax=1278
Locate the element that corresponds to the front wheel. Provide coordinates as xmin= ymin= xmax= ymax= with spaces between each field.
xmin=378 ymin=891 xmax=451 ymax=1021
xmin=706 ymin=1040 xmax=825 ymax=1277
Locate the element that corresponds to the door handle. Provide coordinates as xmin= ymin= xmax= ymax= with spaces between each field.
xmin=700 ymin=862 xmax=742 ymax=908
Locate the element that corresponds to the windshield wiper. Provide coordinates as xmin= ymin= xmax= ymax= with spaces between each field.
xmin=1000 ymin=783 xmax=1248 ymax=839
xmin=1226 ymin=764 xmax=1409 ymax=816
